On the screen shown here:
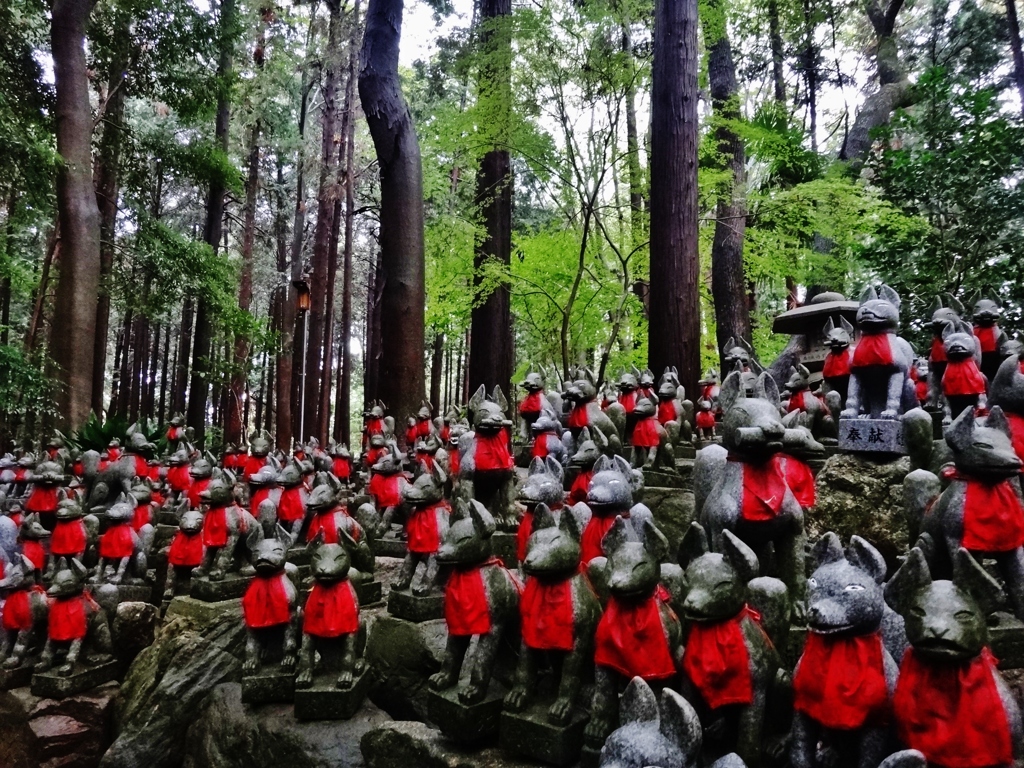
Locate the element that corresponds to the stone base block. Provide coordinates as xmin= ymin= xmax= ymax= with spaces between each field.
xmin=155 ymin=511 xmax=180 ymax=527
xmin=0 ymin=663 xmax=34 ymax=690
xmin=355 ymin=579 xmax=383 ymax=607
xmin=165 ymin=594 xmax=242 ymax=624
xmin=427 ymin=683 xmax=504 ymax=742
xmin=111 ymin=583 xmax=153 ymax=604
xmin=374 ymin=537 xmax=408 ymax=558
xmin=241 ymin=666 xmax=295 ymax=704
xmin=293 ymin=666 xmax=371 ymax=720
xmin=190 ymin=572 xmax=253 ymax=602
xmin=500 ymin=702 xmax=588 ymax=766
xmin=838 ymin=418 xmax=906 ymax=454
xmin=31 ymin=659 xmax=119 ymax=699
xmin=387 ymin=589 xmax=444 ymax=622
xmin=990 ymin=613 xmax=1024 ymax=669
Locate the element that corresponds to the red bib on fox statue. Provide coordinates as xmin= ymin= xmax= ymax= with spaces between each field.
xmin=943 ymin=359 xmax=987 ymax=397
xmin=794 ymin=631 xmax=889 ymax=729
xmin=894 ymin=648 xmax=1012 ymax=768
xmin=48 ymin=592 xmax=99 ymax=642
xmin=22 ymin=540 xmax=46 ymax=571
xmin=683 ymin=607 xmax=760 ymax=708
xmin=519 ymin=391 xmax=543 ymax=415
xmin=25 ymin=486 xmax=58 ymax=514
xmin=368 ymin=472 xmax=405 ymax=508
xmin=332 ymin=457 xmax=351 ymax=480
xmin=99 ymin=523 xmax=135 ymax=559
xmin=852 ymin=333 xmax=894 ymax=368
xmin=731 ymin=455 xmax=788 ymax=521
xmin=657 ymin=400 xmax=677 ymax=425
xmin=187 ymin=477 xmax=210 ymax=510
xmin=168 ymin=530 xmax=204 ymax=567
xmin=242 ymin=572 xmax=292 ymax=629
xmin=568 ymin=404 xmax=589 ymax=429
xmin=2 ymin=586 xmax=42 ymax=632
xmin=631 ymin=417 xmax=661 ymax=448
xmin=167 ymin=465 xmax=192 ymax=493
xmin=779 ymin=454 xmax=816 ymax=509
xmin=930 ymin=336 xmax=947 ymax=363
xmin=595 ymin=593 xmax=677 ymax=680
xmin=974 ymin=325 xmax=998 ymax=354
xmin=445 ymin=562 xmax=496 ymax=636
xmin=952 ymin=472 xmax=1024 ymax=552
xmin=303 ymin=579 xmax=359 ymax=638
xmin=568 ymin=469 xmax=593 ymax=506
xmin=406 ymin=501 xmax=448 ymax=554
xmin=474 ymin=429 xmax=513 ymax=471
xmin=203 ymin=504 xmax=245 ymax=548
xmin=51 ymin=519 xmax=87 ymax=556
xmin=581 ymin=513 xmax=620 ymax=564
xmin=520 ymin=575 xmax=575 ymax=651
xmin=823 ymin=349 xmax=852 ymax=378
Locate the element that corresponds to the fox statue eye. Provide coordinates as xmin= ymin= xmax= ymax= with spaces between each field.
xmin=844 ymin=584 xmax=866 ymax=592
xmin=807 ymin=578 xmax=817 ymax=588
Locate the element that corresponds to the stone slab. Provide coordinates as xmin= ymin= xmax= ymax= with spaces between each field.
xmin=500 ymin=703 xmax=588 ymax=766
xmin=387 ymin=589 xmax=444 ymax=622
xmin=838 ymin=418 xmax=906 ymax=454
xmin=165 ymin=594 xmax=242 ymax=624
xmin=111 ymin=584 xmax=153 ymax=604
xmin=293 ymin=666 xmax=371 ymax=720
xmin=190 ymin=572 xmax=253 ymax=602
xmin=990 ymin=613 xmax=1024 ymax=669
xmin=155 ymin=511 xmax=180 ymax=527
xmin=643 ymin=469 xmax=685 ymax=489
xmin=31 ymin=659 xmax=119 ymax=699
xmin=0 ymin=663 xmax=34 ymax=690
xmin=675 ymin=444 xmax=697 ymax=460
xmin=491 ymin=532 xmax=518 ymax=569
xmin=355 ymin=580 xmax=383 ymax=607
xmin=427 ymin=683 xmax=504 ymax=742
xmin=374 ymin=537 xmax=408 ymax=558
xmin=241 ymin=666 xmax=295 ymax=704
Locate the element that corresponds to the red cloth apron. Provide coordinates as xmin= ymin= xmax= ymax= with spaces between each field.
xmin=168 ymin=530 xmax=204 ymax=567
xmin=333 ymin=457 xmax=351 ymax=480
xmin=779 ymin=454 xmax=816 ymax=508
xmin=203 ymin=505 xmax=238 ymax=548
xmin=407 ymin=501 xmax=448 ymax=554
xmin=581 ymin=514 xmax=620 ymax=564
xmin=568 ymin=404 xmax=589 ymax=429
xmin=25 ymin=486 xmax=59 ymax=514
xmin=22 ymin=540 xmax=46 ymax=570
xmin=304 ymin=579 xmax=359 ymax=637
xmin=696 ymin=410 xmax=716 ymax=430
xmin=974 ymin=325 xmax=998 ymax=353
xmin=894 ymin=648 xmax=1012 ymax=768
xmin=852 ymin=334 xmax=894 ymax=368
xmin=242 ymin=572 xmax=292 ymax=629
xmin=519 ymin=391 xmax=543 ymax=414
xmin=683 ymin=607 xmax=760 ymax=709
xmin=823 ymin=350 xmax=852 ymax=378
xmin=99 ymin=523 xmax=134 ymax=559
xmin=732 ymin=455 xmax=788 ymax=521
xmin=187 ymin=477 xmax=211 ymax=510
xmin=474 ymin=431 xmax=513 ymax=471
xmin=520 ymin=574 xmax=576 ymax=651
xmin=631 ymin=418 xmax=661 ymax=448
xmin=48 ymin=592 xmax=98 ymax=642
xmin=657 ymin=400 xmax=677 ymax=425
xmin=953 ymin=473 xmax=1024 ymax=552
xmin=51 ymin=519 xmax=87 ymax=556
xmin=930 ymin=336 xmax=947 ymax=363
xmin=277 ymin=486 xmax=307 ymax=523
xmin=794 ymin=631 xmax=889 ymax=729
xmin=167 ymin=465 xmax=192 ymax=493
xmin=2 ymin=586 xmax=42 ymax=632
xmin=568 ymin=470 xmax=593 ymax=506
xmin=943 ymin=359 xmax=987 ymax=397
xmin=368 ymin=473 xmax=404 ymax=508
xmin=249 ymin=486 xmax=273 ymax=514
xmin=594 ymin=593 xmax=677 ymax=680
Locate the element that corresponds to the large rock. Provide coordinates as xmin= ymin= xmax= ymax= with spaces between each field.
xmin=361 ymin=720 xmax=541 ymax=768
xmin=812 ymin=453 xmax=912 ymax=571
xmin=365 ymin=615 xmax=447 ymax=721
xmin=183 ymin=682 xmax=392 ymax=768
xmin=0 ymin=681 xmax=118 ymax=768
xmin=112 ymin=602 xmax=160 ymax=665
xmin=99 ymin=601 xmax=246 ymax=768
xmin=641 ymin=487 xmax=695 ymax=559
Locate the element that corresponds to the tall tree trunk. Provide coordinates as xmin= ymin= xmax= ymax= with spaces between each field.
xmin=468 ymin=0 xmax=513 ymax=400
xmin=360 ymin=0 xmax=426 ymax=433
xmin=174 ymin=298 xmax=193 ymax=415
xmin=1 ymin=192 xmax=15 ymax=347
xmin=430 ymin=332 xmax=444 ymax=412
xmin=49 ymin=0 xmax=101 ymax=429
xmin=648 ymin=0 xmax=701 ymax=397
xmin=24 ymin=224 xmax=58 ymax=354
xmin=802 ymin=0 xmax=818 ymax=151
xmin=116 ymin=308 xmax=132 ymax=416
xmin=768 ymin=0 xmax=786 ymax=102
xmin=703 ymin=0 xmax=752 ymax=366
xmin=363 ymin=250 xmax=382 ymax=408
xmin=306 ymin=0 xmax=343 ymax=441
xmin=91 ymin=22 xmax=129 ymax=416
xmin=623 ymin=25 xmax=644 ymax=248
xmin=144 ymin=321 xmax=159 ymax=419
xmin=337 ymin=0 xmax=360 ymax=445
xmin=158 ymin=322 xmax=171 ymax=422
xmin=187 ymin=0 xmax=236 ymax=443
xmin=1007 ymin=0 xmax=1024 ymax=119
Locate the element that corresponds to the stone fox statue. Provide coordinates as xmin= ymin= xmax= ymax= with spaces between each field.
xmin=429 ymin=499 xmax=520 ymax=704
xmin=885 ymin=547 xmax=1023 ymax=768
xmin=926 ymin=294 xmax=966 ymax=408
xmin=564 ymin=368 xmax=624 ymax=455
xmin=195 ymin=468 xmax=257 ymax=581
xmin=459 ymin=385 xmax=517 ymax=530
xmin=791 ymin=534 xmax=900 ymax=768
xmin=909 ymin=406 xmax=1024 ymax=620
xmin=822 ymin=316 xmax=855 ymax=408
xmin=505 ymin=503 xmax=601 ymax=724
xmin=0 ymin=554 xmax=49 ymax=669
xmin=676 ymin=523 xmax=779 ymax=768
xmin=841 ymin=285 xmax=916 ymax=420
xmin=395 ymin=461 xmax=449 ymax=595
xmin=699 ymin=369 xmax=808 ymax=607
xmin=241 ymin=524 xmax=299 ymax=675
xmin=35 ymin=557 xmax=113 ymax=677
xmin=515 ymin=456 xmax=569 ymax=563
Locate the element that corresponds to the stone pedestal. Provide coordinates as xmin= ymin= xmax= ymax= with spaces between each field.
xmin=354 ymin=579 xmax=383 ymax=607
xmin=374 ymin=534 xmax=407 ymax=558
xmin=165 ymin=594 xmax=241 ymax=624
xmin=500 ymin=702 xmax=588 ymax=766
xmin=31 ymin=659 xmax=119 ymax=699
xmin=990 ymin=612 xmax=1024 ymax=669
xmin=111 ymin=583 xmax=153 ymax=604
xmin=190 ymin=572 xmax=253 ymax=602
xmin=838 ymin=418 xmax=906 ymax=454
xmin=241 ymin=666 xmax=296 ymax=704
xmin=0 ymin=663 xmax=34 ymax=690
xmin=293 ymin=666 xmax=371 ymax=720
xmin=427 ymin=683 xmax=504 ymax=742
xmin=387 ymin=589 xmax=444 ymax=622
xmin=155 ymin=510 xmax=180 ymax=527
xmin=491 ymin=532 xmax=518 ymax=568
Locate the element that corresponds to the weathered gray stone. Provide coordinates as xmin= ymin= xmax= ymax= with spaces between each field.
xmin=241 ymin=667 xmax=295 ymax=704
xmin=361 ymin=720 xmax=543 ymax=768
xmin=190 ymin=573 xmax=252 ymax=602
xmin=0 ymin=665 xmax=34 ymax=690
xmin=839 ymin=418 xmax=905 ymax=454
xmin=294 ymin=666 xmax=372 ymax=721
xmin=355 ymin=580 xmax=384 ymax=607
xmin=642 ymin=487 xmax=695 ymax=558
xmin=32 ymin=659 xmax=120 ymax=700
xmin=98 ymin=605 xmax=246 ymax=768
xmin=427 ymin=684 xmax=504 ymax=742
xmin=811 ymin=453 xmax=912 ymax=569
xmin=165 ymin=595 xmax=242 ymax=624
xmin=112 ymin=602 xmax=159 ymax=664
xmin=183 ymin=682 xmax=392 ymax=768
xmin=387 ymin=589 xmax=444 ymax=622
xmin=0 ymin=680 xmax=118 ymax=768
xmin=364 ymin=615 xmax=446 ymax=721
xmin=500 ymin=702 xmax=587 ymax=766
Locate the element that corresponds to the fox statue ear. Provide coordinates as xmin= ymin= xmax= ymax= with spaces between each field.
xmin=946 ymin=406 xmax=976 ymax=453
xmin=878 ymin=284 xmax=901 ymax=309
xmin=884 ymin=547 xmax=932 ymax=616
xmin=823 ymin=317 xmax=835 ymax=338
xmin=953 ymin=547 xmax=1003 ymax=616
xmin=859 ymin=285 xmax=879 ymax=305
xmin=678 ymin=522 xmax=709 ymax=568
xmin=619 ymin=677 xmax=659 ymax=724
xmin=846 ymin=536 xmax=887 ymax=584
xmin=985 ymin=406 xmax=1013 ymax=440
xmin=719 ymin=370 xmax=743 ymax=414
xmin=840 ymin=316 xmax=855 ymax=335
xmin=722 ymin=530 xmax=759 ymax=583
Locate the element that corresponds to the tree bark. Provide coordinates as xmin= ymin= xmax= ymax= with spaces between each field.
xmin=306 ymin=0 xmax=343 ymax=441
xmin=648 ymin=0 xmax=701 ymax=397
xmin=187 ymin=0 xmax=236 ymax=443
xmin=430 ymin=332 xmax=444 ymax=413
xmin=768 ymin=0 xmax=786 ymax=102
xmin=359 ymin=0 xmax=426 ymax=431
xmin=1007 ymin=0 xmax=1024 ymax=119
xmin=158 ymin=322 xmax=170 ymax=422
xmin=468 ymin=0 xmax=513 ymax=400
xmin=623 ymin=25 xmax=644 ymax=248
xmin=173 ymin=298 xmax=193 ymax=415
xmin=49 ymin=0 xmax=102 ymax=429
xmin=703 ymin=0 xmax=752 ymax=368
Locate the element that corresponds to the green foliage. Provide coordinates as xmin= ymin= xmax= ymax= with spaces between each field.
xmin=0 ymin=345 xmax=57 ymax=423
xmin=65 ymin=411 xmax=164 ymax=453
xmin=866 ymin=67 xmax=1024 ymax=341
